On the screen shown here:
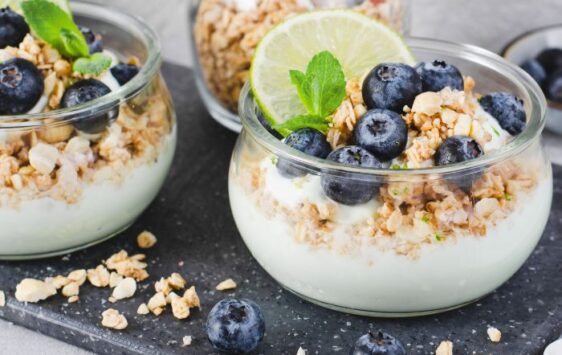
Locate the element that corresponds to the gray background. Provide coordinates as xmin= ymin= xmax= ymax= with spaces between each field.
xmin=2 ymin=0 xmax=562 ymax=353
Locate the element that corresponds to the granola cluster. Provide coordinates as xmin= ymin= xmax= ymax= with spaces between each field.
xmin=194 ymin=0 xmax=404 ymax=111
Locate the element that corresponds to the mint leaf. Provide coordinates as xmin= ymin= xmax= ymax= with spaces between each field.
xmin=273 ymin=115 xmax=329 ymax=137
xmin=22 ymin=0 xmax=89 ymax=58
xmin=73 ymin=53 xmax=112 ymax=75
xmin=289 ymin=51 xmax=346 ymax=118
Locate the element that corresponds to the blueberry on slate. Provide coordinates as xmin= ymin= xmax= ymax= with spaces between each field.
xmin=206 ymin=298 xmax=265 ymax=354
xmin=350 ymin=331 xmax=406 ymax=355
xmin=276 ymin=128 xmax=331 ymax=178
xmin=415 ymin=60 xmax=464 ymax=92
xmin=479 ymin=92 xmax=526 ymax=135
xmin=0 ymin=58 xmax=43 ymax=115
xmin=110 ymin=63 xmax=139 ymax=86
xmin=0 ymin=7 xmax=29 ymax=49
xmin=354 ymin=109 xmax=408 ymax=161
xmin=545 ymin=69 xmax=562 ymax=103
xmin=362 ymin=63 xmax=422 ymax=113
xmin=520 ymin=59 xmax=547 ymax=87
xmin=435 ymin=136 xmax=483 ymax=166
xmin=536 ymin=48 xmax=562 ymax=74
xmin=79 ymin=26 xmax=103 ymax=54
xmin=321 ymin=146 xmax=386 ymax=205
xmin=61 ymin=79 xmax=118 ymax=134
xmin=256 ymin=108 xmax=282 ymax=139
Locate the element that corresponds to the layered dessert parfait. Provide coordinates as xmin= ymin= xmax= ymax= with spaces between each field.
xmin=0 ymin=1 xmax=176 ymax=258
xmin=229 ymin=11 xmax=552 ymax=315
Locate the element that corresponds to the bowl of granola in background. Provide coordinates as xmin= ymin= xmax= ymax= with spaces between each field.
xmin=229 ymin=36 xmax=552 ymax=317
xmin=188 ymin=0 xmax=411 ymax=132
xmin=0 ymin=1 xmax=176 ymax=259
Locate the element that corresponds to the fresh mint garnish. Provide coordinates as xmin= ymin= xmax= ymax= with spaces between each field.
xmin=274 ymin=51 xmax=346 ymax=136
xmin=390 ymin=163 xmax=408 ymax=170
xmin=421 ymin=214 xmax=429 ymax=223
xmin=492 ymin=126 xmax=500 ymax=137
xmin=73 ymin=52 xmax=112 ymax=76
xmin=435 ymin=232 xmax=444 ymax=241
xmin=273 ymin=115 xmax=329 ymax=137
xmin=21 ymin=0 xmax=89 ymax=58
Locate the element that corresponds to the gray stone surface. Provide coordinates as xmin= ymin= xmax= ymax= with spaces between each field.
xmin=0 ymin=63 xmax=561 ymax=355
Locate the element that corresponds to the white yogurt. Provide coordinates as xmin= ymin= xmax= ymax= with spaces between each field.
xmin=229 ymin=164 xmax=553 ymax=315
xmin=0 ymin=128 xmax=176 ymax=258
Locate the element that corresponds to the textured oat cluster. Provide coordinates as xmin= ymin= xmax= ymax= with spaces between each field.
xmin=194 ymin=0 xmax=404 ymax=111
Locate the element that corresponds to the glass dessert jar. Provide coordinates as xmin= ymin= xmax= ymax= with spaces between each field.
xmin=229 ymin=38 xmax=552 ymax=317
xmin=188 ymin=0 xmax=411 ymax=132
xmin=0 ymin=2 xmax=176 ymax=259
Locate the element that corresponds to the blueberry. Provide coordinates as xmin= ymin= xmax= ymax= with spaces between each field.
xmin=61 ymin=79 xmax=118 ymax=133
xmin=435 ymin=136 xmax=483 ymax=166
xmin=79 ymin=26 xmax=103 ymax=54
xmin=415 ymin=60 xmax=464 ymax=92
xmin=110 ymin=63 xmax=139 ymax=86
xmin=276 ymin=128 xmax=331 ymax=178
xmin=256 ymin=108 xmax=282 ymax=139
xmin=321 ymin=146 xmax=386 ymax=205
xmin=354 ymin=109 xmax=407 ymax=161
xmin=0 ymin=7 xmax=29 ymax=49
xmin=0 ymin=58 xmax=43 ymax=115
xmin=520 ymin=59 xmax=547 ymax=87
xmin=479 ymin=92 xmax=526 ymax=135
xmin=206 ymin=298 xmax=265 ymax=354
xmin=536 ymin=48 xmax=562 ymax=74
xmin=350 ymin=331 xmax=406 ymax=355
xmin=362 ymin=63 xmax=422 ymax=113
xmin=545 ymin=69 xmax=562 ymax=103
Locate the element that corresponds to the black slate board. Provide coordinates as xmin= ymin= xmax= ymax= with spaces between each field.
xmin=1 ymin=63 xmax=561 ymax=355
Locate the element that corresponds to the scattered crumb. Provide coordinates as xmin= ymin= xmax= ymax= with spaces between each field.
xmin=155 ymin=273 xmax=187 ymax=296
xmin=15 ymin=279 xmax=57 ymax=303
xmin=108 ymin=296 xmax=117 ymax=303
xmin=183 ymin=286 xmax=201 ymax=309
xmin=435 ymin=340 xmax=453 ymax=355
xmin=111 ymin=277 xmax=137 ymax=301
xmin=0 ymin=290 xmax=5 ymax=307
xmin=101 ymin=309 xmax=128 ymax=330
xmin=67 ymin=269 xmax=87 ymax=286
xmin=487 ymin=327 xmax=502 ymax=343
xmin=105 ymin=250 xmax=149 ymax=281
xmin=68 ymin=296 xmax=79 ymax=303
xmin=61 ymin=282 xmax=79 ymax=297
xmin=171 ymin=297 xmax=190 ymax=320
xmin=182 ymin=335 xmax=192 ymax=347
xmin=109 ymin=272 xmax=123 ymax=288
xmin=296 ymin=347 xmax=307 ymax=355
xmin=216 ymin=278 xmax=237 ymax=291
xmin=137 ymin=230 xmax=157 ymax=249
xmin=44 ymin=275 xmax=69 ymax=289
xmin=137 ymin=303 xmax=149 ymax=315
xmin=147 ymin=292 xmax=167 ymax=316
xmin=87 ymin=265 xmax=110 ymax=287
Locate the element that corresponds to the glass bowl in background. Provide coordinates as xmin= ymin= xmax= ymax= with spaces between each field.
xmin=229 ymin=38 xmax=552 ymax=317
xmin=0 ymin=2 xmax=177 ymax=259
xmin=188 ymin=0 xmax=411 ymax=132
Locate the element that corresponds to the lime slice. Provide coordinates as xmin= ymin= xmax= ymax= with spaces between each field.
xmin=250 ymin=10 xmax=415 ymax=124
xmin=1 ymin=0 xmax=71 ymax=14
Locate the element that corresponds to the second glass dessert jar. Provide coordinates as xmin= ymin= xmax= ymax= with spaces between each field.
xmin=0 ymin=2 xmax=176 ymax=259
xmin=229 ymin=38 xmax=552 ymax=317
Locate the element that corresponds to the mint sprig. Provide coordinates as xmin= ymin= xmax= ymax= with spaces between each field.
xmin=73 ymin=52 xmax=112 ymax=76
xmin=274 ymin=51 xmax=346 ymax=136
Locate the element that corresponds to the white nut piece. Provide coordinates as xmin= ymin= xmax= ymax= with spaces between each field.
xmin=474 ymin=198 xmax=501 ymax=219
xmin=61 ymin=282 xmax=79 ymax=297
xmin=168 ymin=273 xmax=186 ymax=290
xmin=137 ymin=231 xmax=157 ymax=249
xmin=87 ymin=265 xmax=110 ymax=288
xmin=182 ymin=335 xmax=192 ymax=347
xmin=171 ymin=297 xmax=190 ymax=320
xmin=147 ymin=292 xmax=167 ymax=316
xmin=412 ymin=92 xmax=442 ymax=116
xmin=487 ymin=327 xmax=502 ymax=343
xmin=435 ymin=340 xmax=453 ymax=355
xmin=44 ymin=275 xmax=69 ymax=289
xmin=183 ymin=286 xmax=201 ymax=309
xmin=29 ymin=143 xmax=60 ymax=175
xmin=109 ymin=272 xmax=123 ymax=288
xmin=111 ymin=277 xmax=137 ymax=301
xmin=137 ymin=303 xmax=149 ymax=315
xmin=453 ymin=114 xmax=472 ymax=136
xmin=101 ymin=309 xmax=128 ymax=330
xmin=15 ymin=279 xmax=57 ymax=303
xmin=0 ymin=290 xmax=5 ymax=307
xmin=64 ymin=136 xmax=91 ymax=155
xmin=67 ymin=269 xmax=87 ymax=286
xmin=216 ymin=278 xmax=237 ymax=291
xmin=296 ymin=347 xmax=307 ymax=355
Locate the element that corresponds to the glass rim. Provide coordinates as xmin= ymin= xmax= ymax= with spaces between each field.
xmin=0 ymin=1 xmax=162 ymax=129
xmin=239 ymin=37 xmax=547 ymax=177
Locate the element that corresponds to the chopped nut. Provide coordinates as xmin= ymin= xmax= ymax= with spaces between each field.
xmin=171 ymin=297 xmax=190 ymax=320
xmin=0 ymin=290 xmax=5 ymax=307
xmin=111 ymin=277 xmax=137 ymax=301
xmin=108 ymin=297 xmax=117 ymax=303
xmin=44 ymin=275 xmax=69 ymax=289
xmin=68 ymin=296 xmax=79 ymax=303
xmin=182 ymin=335 xmax=192 ymax=347
xmin=435 ymin=340 xmax=453 ymax=355
xmin=109 ymin=272 xmax=123 ymax=288
xmin=38 ymin=124 xmax=74 ymax=144
xmin=296 ymin=347 xmax=307 ymax=355
xmin=412 ymin=91 xmax=442 ymax=116
xmin=67 ymin=269 xmax=87 ymax=286
xmin=105 ymin=250 xmax=149 ymax=281
xmin=61 ymin=282 xmax=79 ymax=297
xmin=101 ymin=309 xmax=128 ymax=330
xmin=147 ymin=292 xmax=166 ymax=316
xmin=137 ymin=230 xmax=157 ymax=249
xmin=87 ymin=265 xmax=110 ymax=288
xmin=15 ymin=279 xmax=57 ymax=303
xmin=216 ymin=278 xmax=237 ymax=291
xmin=137 ymin=303 xmax=149 ymax=315
xmin=183 ymin=286 xmax=201 ymax=309
xmin=168 ymin=273 xmax=186 ymax=290
xmin=166 ymin=291 xmax=180 ymax=304
xmin=487 ymin=327 xmax=501 ymax=343
xmin=29 ymin=143 xmax=59 ymax=175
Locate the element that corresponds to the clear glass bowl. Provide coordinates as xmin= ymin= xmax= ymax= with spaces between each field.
xmin=0 ymin=2 xmax=176 ymax=259
xmin=188 ymin=0 xmax=411 ymax=132
xmin=229 ymin=38 xmax=552 ymax=317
